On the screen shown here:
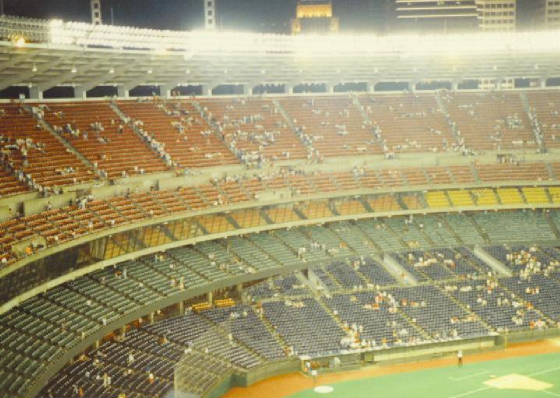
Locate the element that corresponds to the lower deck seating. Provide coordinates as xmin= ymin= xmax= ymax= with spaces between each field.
xmin=391 ymin=285 xmax=490 ymax=339
xmin=4 ymin=215 xmax=560 ymax=398
xmin=262 ymin=298 xmax=346 ymax=356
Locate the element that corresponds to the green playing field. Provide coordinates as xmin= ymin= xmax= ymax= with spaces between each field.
xmin=289 ymin=352 xmax=560 ymax=398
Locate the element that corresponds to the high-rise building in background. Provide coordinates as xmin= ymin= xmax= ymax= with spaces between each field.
xmin=476 ymin=0 xmax=516 ymax=31
xmin=291 ymin=0 xmax=339 ymax=34
xmin=394 ymin=0 xmax=478 ymax=32
xmin=393 ymin=0 xmax=519 ymax=32
xmin=541 ymin=0 xmax=560 ymax=28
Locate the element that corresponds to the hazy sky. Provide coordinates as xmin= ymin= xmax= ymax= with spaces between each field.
xmin=0 ymin=0 xmax=538 ymax=33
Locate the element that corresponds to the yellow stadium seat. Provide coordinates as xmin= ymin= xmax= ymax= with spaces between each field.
xmin=522 ymin=187 xmax=549 ymax=204
xmin=335 ymin=200 xmax=366 ymax=215
xmin=266 ymin=207 xmax=301 ymax=223
xmin=448 ymin=190 xmax=474 ymax=206
xmin=548 ymin=187 xmax=560 ymax=204
xmin=497 ymin=188 xmax=523 ymax=205
xmin=425 ymin=191 xmax=450 ymax=208
xmin=368 ymin=195 xmax=401 ymax=212
xmin=471 ymin=189 xmax=498 ymax=206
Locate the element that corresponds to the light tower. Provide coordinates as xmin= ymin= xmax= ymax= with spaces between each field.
xmin=204 ymin=0 xmax=216 ymax=29
xmin=91 ymin=0 xmax=102 ymax=25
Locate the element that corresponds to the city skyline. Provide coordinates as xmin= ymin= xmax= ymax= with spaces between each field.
xmin=0 ymin=0 xmax=547 ymax=32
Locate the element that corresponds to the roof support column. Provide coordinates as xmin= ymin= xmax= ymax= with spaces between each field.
xmin=451 ymin=80 xmax=459 ymax=91
xmin=160 ymin=84 xmax=174 ymax=99
xmin=284 ymin=83 xmax=294 ymax=95
xmin=74 ymin=86 xmax=87 ymax=100
xmin=29 ymin=86 xmax=43 ymax=100
xmin=200 ymin=84 xmax=213 ymax=96
xmin=117 ymin=85 xmax=129 ymax=99
xmin=540 ymin=78 xmax=547 ymax=88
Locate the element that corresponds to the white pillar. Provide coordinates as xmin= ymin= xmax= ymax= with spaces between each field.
xmin=204 ymin=0 xmax=216 ymax=30
xmin=284 ymin=84 xmax=294 ymax=94
xmin=451 ymin=80 xmax=459 ymax=91
xmin=91 ymin=0 xmax=102 ymax=25
xmin=327 ymin=84 xmax=335 ymax=94
xmin=201 ymin=84 xmax=213 ymax=96
xmin=160 ymin=84 xmax=174 ymax=99
xmin=29 ymin=86 xmax=43 ymax=100
xmin=74 ymin=86 xmax=87 ymax=99
xmin=540 ymin=78 xmax=547 ymax=88
xmin=117 ymin=85 xmax=129 ymax=98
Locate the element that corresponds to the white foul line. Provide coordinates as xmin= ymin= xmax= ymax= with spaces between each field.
xmin=449 ymin=371 xmax=490 ymax=381
xmin=448 ymin=364 xmax=560 ymax=398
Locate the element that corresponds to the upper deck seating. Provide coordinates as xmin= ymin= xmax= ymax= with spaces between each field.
xmin=279 ymin=96 xmax=381 ymax=158
xmin=44 ymin=102 xmax=168 ymax=178
xmin=443 ymin=91 xmax=536 ymax=151
xmin=526 ymin=90 xmax=560 ymax=149
xmin=1 ymin=104 xmax=93 ymax=188
xmin=360 ymin=93 xmax=456 ymax=153
xmin=118 ymin=100 xmax=239 ymax=168
xmin=201 ymin=97 xmax=308 ymax=164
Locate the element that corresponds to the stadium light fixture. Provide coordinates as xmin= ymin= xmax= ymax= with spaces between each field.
xmin=1 ymin=15 xmax=552 ymax=57
xmin=14 ymin=36 xmax=26 ymax=47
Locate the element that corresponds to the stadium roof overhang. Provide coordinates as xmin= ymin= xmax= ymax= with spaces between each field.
xmin=1 ymin=15 xmax=560 ymax=93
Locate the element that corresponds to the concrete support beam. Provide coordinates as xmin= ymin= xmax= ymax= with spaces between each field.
xmin=178 ymin=301 xmax=185 ymax=315
xmin=284 ymin=84 xmax=294 ymax=94
xmin=451 ymin=80 xmax=459 ymax=91
xmin=207 ymin=291 xmax=213 ymax=303
xmin=541 ymin=78 xmax=547 ymax=88
xmin=149 ymin=312 xmax=155 ymax=324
